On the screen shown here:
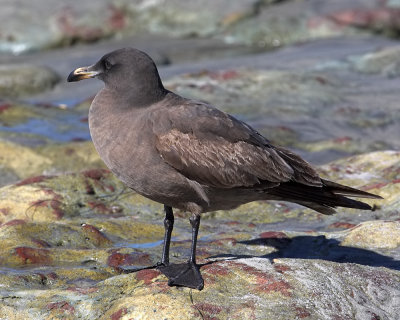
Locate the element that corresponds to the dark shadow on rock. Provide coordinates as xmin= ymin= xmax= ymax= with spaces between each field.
xmin=208 ymin=235 xmax=400 ymax=271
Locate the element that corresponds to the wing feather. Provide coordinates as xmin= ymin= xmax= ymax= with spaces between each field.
xmin=152 ymin=99 xmax=322 ymax=189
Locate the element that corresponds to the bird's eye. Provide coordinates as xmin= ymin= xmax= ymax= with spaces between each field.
xmin=104 ymin=60 xmax=112 ymax=70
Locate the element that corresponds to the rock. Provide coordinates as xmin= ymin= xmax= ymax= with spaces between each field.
xmin=121 ymin=0 xmax=259 ymax=38
xmin=342 ymin=221 xmax=400 ymax=249
xmin=0 ymin=258 xmax=398 ymax=319
xmin=349 ymin=45 xmax=400 ymax=77
xmin=328 ymin=4 xmax=400 ymax=36
xmin=165 ymin=67 xmax=399 ymax=164
xmin=0 ymin=140 xmax=104 ymax=187
xmin=0 ymin=0 xmax=125 ymax=53
xmin=0 ymin=150 xmax=398 ymax=318
xmin=0 ymin=64 xmax=59 ymax=97
xmin=0 ymin=0 xmax=260 ymax=54
xmin=0 ymin=99 xmax=103 ymax=186
xmin=1 ymin=37 xmax=400 ymax=184
xmin=2 ymin=0 xmax=400 ymax=54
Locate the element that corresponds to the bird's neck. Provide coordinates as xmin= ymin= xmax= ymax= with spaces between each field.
xmin=104 ymin=79 xmax=168 ymax=109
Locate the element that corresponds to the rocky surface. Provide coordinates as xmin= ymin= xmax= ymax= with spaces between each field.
xmin=0 ymin=151 xmax=398 ymax=319
xmin=0 ymin=64 xmax=59 ymax=98
xmin=3 ymin=0 xmax=400 ymax=54
xmin=0 ymin=1 xmax=399 ymax=318
xmin=1 ymin=36 xmax=400 ymax=187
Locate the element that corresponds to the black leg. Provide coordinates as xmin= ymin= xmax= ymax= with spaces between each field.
xmin=189 ymin=214 xmax=201 ymax=264
xmin=161 ymin=205 xmax=174 ymax=266
xmin=157 ymin=213 xmax=204 ymax=290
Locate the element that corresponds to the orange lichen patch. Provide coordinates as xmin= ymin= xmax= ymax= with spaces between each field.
xmin=207 ymin=237 xmax=237 ymax=246
xmin=294 ymin=306 xmax=311 ymax=318
xmin=1 ymin=219 xmax=26 ymax=227
xmin=202 ymin=263 xmax=230 ymax=277
xmin=135 ymin=269 xmax=162 ymax=285
xmin=0 ymin=103 xmax=11 ymax=113
xmin=107 ymin=251 xmax=152 ymax=268
xmin=255 ymin=274 xmax=292 ymax=297
xmin=29 ymin=198 xmax=64 ymax=219
xmin=259 ymin=231 xmax=288 ymax=239
xmin=110 ymin=308 xmax=128 ymax=320
xmin=192 ymin=302 xmax=224 ymax=318
xmin=201 ymin=262 xmax=231 ymax=286
xmin=67 ymin=286 xmax=98 ymax=294
xmin=328 ymin=222 xmax=356 ymax=229
xmin=333 ymin=136 xmax=352 ymax=144
xmin=0 ymin=184 xmax=68 ymax=222
xmin=209 ymin=70 xmax=240 ymax=81
xmin=15 ymin=247 xmax=52 ymax=265
xmin=82 ymin=168 xmax=110 ymax=180
xmin=274 ymin=264 xmax=292 ymax=274
xmin=193 ymin=302 xmax=224 ymax=314
xmin=87 ymin=201 xmax=113 ymax=214
xmin=47 ymin=301 xmax=75 ymax=314
xmin=15 ymin=175 xmax=53 ymax=186
xmin=31 ymin=238 xmax=51 ymax=248
xmin=235 ymin=262 xmax=292 ymax=297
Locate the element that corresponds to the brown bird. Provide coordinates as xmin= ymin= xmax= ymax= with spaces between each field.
xmin=68 ymin=48 xmax=381 ymax=290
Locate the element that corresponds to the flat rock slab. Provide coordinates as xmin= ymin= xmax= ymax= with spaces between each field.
xmin=0 ymin=151 xmax=398 ymax=319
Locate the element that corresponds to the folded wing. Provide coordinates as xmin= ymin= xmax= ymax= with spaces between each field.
xmin=153 ymin=100 xmax=322 ymax=189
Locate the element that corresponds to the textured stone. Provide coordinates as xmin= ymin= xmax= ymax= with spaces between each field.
xmin=342 ymin=221 xmax=400 ymax=250
xmin=0 ymin=151 xmax=398 ymax=319
xmin=0 ymin=64 xmax=59 ymax=97
xmin=0 ymin=140 xmax=104 ymax=187
xmin=2 ymin=0 xmax=400 ymax=54
xmin=350 ymin=45 xmax=400 ymax=77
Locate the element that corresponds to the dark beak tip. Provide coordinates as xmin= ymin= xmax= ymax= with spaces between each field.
xmin=67 ymin=66 xmax=98 ymax=83
xmin=67 ymin=71 xmax=77 ymax=82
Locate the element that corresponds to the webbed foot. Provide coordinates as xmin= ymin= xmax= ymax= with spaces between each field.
xmin=157 ymin=261 xmax=204 ymax=290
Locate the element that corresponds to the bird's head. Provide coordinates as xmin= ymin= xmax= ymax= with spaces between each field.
xmin=67 ymin=48 xmax=166 ymax=106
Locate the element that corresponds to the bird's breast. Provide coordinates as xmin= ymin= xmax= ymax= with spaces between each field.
xmin=88 ymin=98 xmax=200 ymax=208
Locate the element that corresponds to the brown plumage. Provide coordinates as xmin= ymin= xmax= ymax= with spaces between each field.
xmin=67 ymin=48 xmax=382 ymax=290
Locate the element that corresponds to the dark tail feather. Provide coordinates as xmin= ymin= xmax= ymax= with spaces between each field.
xmin=296 ymin=195 xmax=373 ymax=215
xmin=268 ymin=179 xmax=382 ymax=215
xmin=321 ymin=179 xmax=383 ymax=199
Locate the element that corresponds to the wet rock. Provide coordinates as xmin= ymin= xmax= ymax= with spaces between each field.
xmin=0 ymin=64 xmax=59 ymax=98
xmin=349 ymin=45 xmax=400 ymax=77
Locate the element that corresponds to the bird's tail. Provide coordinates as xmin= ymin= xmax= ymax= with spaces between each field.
xmin=269 ymin=179 xmax=382 ymax=215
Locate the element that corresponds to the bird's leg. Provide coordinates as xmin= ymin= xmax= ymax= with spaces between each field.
xmin=188 ymin=214 xmax=200 ymax=265
xmin=157 ymin=213 xmax=204 ymax=290
xmin=160 ymin=205 xmax=174 ymax=266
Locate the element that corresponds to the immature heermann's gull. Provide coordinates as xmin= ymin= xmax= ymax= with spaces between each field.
xmin=68 ymin=48 xmax=382 ymax=290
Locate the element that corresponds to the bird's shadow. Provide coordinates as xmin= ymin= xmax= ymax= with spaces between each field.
xmin=207 ymin=235 xmax=400 ymax=271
